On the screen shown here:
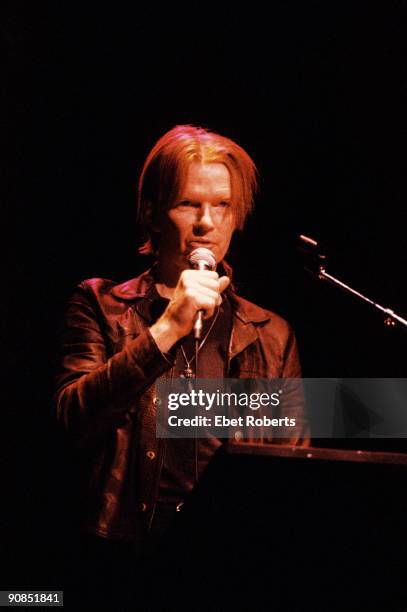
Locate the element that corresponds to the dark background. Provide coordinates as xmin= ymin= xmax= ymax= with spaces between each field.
xmin=4 ymin=0 xmax=407 ymax=597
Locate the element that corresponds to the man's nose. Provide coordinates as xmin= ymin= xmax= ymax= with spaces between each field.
xmin=193 ymin=204 xmax=215 ymax=233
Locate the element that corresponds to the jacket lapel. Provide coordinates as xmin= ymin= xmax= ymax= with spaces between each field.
xmin=228 ymin=316 xmax=259 ymax=360
xmin=227 ymin=292 xmax=271 ymax=362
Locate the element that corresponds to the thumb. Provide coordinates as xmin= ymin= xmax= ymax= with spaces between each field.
xmin=219 ymin=275 xmax=231 ymax=294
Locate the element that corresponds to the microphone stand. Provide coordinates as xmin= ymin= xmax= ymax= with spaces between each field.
xmin=299 ymin=234 xmax=407 ymax=329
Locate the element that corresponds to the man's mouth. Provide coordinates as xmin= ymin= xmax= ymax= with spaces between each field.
xmin=188 ymin=240 xmax=215 ymax=248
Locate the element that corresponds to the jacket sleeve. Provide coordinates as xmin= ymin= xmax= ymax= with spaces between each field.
xmin=54 ymin=283 xmax=174 ymax=444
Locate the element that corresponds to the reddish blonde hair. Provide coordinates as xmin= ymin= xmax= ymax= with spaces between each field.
xmin=137 ymin=125 xmax=258 ymax=254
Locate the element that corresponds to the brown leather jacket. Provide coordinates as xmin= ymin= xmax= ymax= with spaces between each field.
xmin=55 ymin=266 xmax=309 ymax=542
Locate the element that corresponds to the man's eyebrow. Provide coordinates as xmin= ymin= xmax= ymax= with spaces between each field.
xmin=177 ymin=196 xmax=231 ymax=202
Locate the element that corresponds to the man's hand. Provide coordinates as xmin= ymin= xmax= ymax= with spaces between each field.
xmin=149 ymin=270 xmax=231 ymax=353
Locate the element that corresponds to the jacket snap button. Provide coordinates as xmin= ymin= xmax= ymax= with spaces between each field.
xmin=153 ymin=397 xmax=161 ymax=406
xmin=139 ymin=502 xmax=147 ymax=512
xmin=146 ymin=451 xmax=156 ymax=460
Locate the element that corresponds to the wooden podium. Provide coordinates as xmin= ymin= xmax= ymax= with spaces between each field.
xmin=156 ymin=443 xmax=407 ymax=611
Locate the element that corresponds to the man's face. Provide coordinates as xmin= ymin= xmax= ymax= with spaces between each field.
xmin=158 ymin=161 xmax=236 ymax=270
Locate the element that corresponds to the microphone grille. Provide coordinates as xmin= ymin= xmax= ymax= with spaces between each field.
xmin=188 ymin=247 xmax=216 ymax=271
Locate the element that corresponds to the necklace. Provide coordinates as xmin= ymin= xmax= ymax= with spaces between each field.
xmin=180 ymin=307 xmax=220 ymax=378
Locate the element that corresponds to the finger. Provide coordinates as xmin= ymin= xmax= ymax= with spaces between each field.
xmin=202 ymin=308 xmax=216 ymax=320
xmin=183 ymin=285 xmax=217 ymax=308
xmin=197 ymin=270 xmax=219 ymax=279
xmin=194 ymin=294 xmax=218 ymax=312
xmin=196 ymin=278 xmax=221 ymax=292
xmin=196 ymin=287 xmax=221 ymax=301
xmin=182 ymin=270 xmax=219 ymax=280
xmin=180 ymin=272 xmax=220 ymax=294
xmin=183 ymin=286 xmax=219 ymax=303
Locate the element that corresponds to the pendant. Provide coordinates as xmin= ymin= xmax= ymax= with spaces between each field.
xmin=184 ymin=366 xmax=194 ymax=378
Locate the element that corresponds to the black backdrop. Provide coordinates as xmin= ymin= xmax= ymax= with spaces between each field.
xmin=4 ymin=0 xmax=407 ymax=597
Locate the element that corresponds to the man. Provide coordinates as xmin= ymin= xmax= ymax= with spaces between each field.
xmin=55 ymin=125 xmax=309 ymax=606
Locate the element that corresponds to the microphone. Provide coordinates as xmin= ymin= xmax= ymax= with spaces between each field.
xmin=188 ymin=247 xmax=216 ymax=340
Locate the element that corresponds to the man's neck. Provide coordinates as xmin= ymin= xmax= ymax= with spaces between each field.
xmin=154 ymin=259 xmax=186 ymax=300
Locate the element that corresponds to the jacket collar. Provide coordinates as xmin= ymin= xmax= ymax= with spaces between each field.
xmin=111 ymin=268 xmax=155 ymax=300
xmin=111 ymin=262 xmax=271 ymax=326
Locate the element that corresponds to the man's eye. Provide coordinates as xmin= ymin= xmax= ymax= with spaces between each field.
xmin=217 ymin=201 xmax=230 ymax=207
xmin=178 ymin=201 xmax=198 ymax=208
